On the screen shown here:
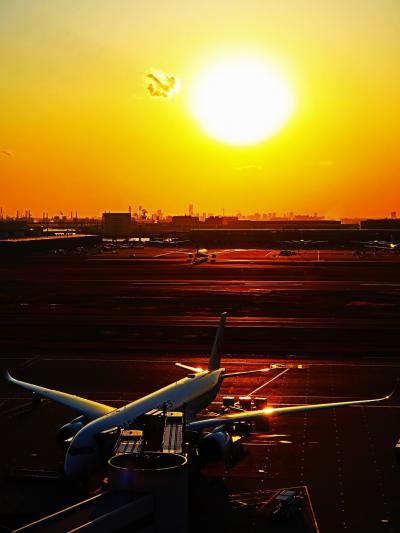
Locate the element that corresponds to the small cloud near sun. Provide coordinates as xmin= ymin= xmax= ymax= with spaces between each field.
xmin=0 ymin=149 xmax=14 ymax=158
xmin=146 ymin=70 xmax=180 ymax=98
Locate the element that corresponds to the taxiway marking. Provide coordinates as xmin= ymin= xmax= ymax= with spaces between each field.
xmin=248 ymin=368 xmax=290 ymax=396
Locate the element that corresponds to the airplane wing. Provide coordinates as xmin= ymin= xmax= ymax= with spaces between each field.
xmin=223 ymin=368 xmax=271 ymax=378
xmin=5 ymin=371 xmax=115 ymax=419
xmin=175 ymin=364 xmax=271 ymax=377
xmin=186 ymin=390 xmax=392 ymax=430
xmin=212 ymin=249 xmax=247 ymax=255
xmin=364 ymin=244 xmax=396 ymax=250
xmin=154 ymin=250 xmax=192 ymax=258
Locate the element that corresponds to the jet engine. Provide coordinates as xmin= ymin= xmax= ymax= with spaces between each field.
xmin=199 ymin=426 xmax=232 ymax=462
xmin=57 ymin=415 xmax=87 ymax=449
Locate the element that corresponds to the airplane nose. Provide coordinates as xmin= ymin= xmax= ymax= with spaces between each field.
xmin=64 ymin=446 xmax=98 ymax=478
xmin=64 ymin=454 xmax=84 ymax=478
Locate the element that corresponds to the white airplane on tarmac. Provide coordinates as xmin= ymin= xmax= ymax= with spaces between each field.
xmin=356 ymin=240 xmax=400 ymax=253
xmin=5 ymin=313 xmax=393 ymax=478
xmin=186 ymin=248 xmax=217 ymax=265
xmin=280 ymin=239 xmax=328 ymax=251
xmin=155 ymin=247 xmax=213 ymax=264
xmin=156 ymin=247 xmax=222 ymax=265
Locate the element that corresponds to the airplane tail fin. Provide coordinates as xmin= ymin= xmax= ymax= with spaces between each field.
xmin=208 ymin=312 xmax=227 ymax=371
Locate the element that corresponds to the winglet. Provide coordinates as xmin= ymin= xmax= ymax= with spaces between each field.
xmin=208 ymin=312 xmax=227 ymax=371
xmin=4 ymin=370 xmax=114 ymax=418
xmin=386 ymin=379 xmax=399 ymax=400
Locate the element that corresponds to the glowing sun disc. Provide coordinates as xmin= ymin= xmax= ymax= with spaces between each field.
xmin=189 ymin=56 xmax=295 ymax=145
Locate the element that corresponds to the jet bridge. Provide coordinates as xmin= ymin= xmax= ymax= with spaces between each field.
xmin=113 ymin=409 xmax=184 ymax=456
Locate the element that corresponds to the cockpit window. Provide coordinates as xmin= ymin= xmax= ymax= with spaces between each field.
xmin=68 ymin=445 xmax=94 ymax=456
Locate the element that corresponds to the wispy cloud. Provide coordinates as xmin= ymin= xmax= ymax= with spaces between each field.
xmin=0 ymin=149 xmax=14 ymax=158
xmin=146 ymin=70 xmax=180 ymax=98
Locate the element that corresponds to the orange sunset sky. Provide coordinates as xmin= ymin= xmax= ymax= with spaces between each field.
xmin=1 ymin=1 xmax=399 ymax=218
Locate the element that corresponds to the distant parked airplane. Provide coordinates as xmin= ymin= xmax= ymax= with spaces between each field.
xmin=5 ymin=313 xmax=393 ymax=478
xmin=280 ymin=239 xmax=328 ymax=249
xmin=155 ymin=248 xmax=232 ymax=264
xmin=355 ymin=240 xmax=400 ymax=252
xmin=148 ymin=237 xmax=190 ymax=246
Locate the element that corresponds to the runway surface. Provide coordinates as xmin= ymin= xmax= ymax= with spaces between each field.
xmin=1 ymin=250 xmax=400 ymax=357
xmin=0 ymin=248 xmax=399 ymax=531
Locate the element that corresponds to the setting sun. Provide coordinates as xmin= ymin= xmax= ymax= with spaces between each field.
xmin=189 ymin=55 xmax=295 ymax=146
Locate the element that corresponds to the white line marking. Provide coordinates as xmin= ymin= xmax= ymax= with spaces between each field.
xmin=248 ymin=368 xmax=290 ymax=396
xmin=304 ymin=485 xmax=320 ymax=533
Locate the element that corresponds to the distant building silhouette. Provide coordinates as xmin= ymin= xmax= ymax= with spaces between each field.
xmin=102 ymin=212 xmax=132 ymax=236
xmin=171 ymin=215 xmax=199 ymax=227
xmin=361 ymin=218 xmax=400 ymax=229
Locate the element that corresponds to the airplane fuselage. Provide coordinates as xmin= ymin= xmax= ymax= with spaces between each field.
xmin=65 ymin=368 xmax=224 ymax=477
